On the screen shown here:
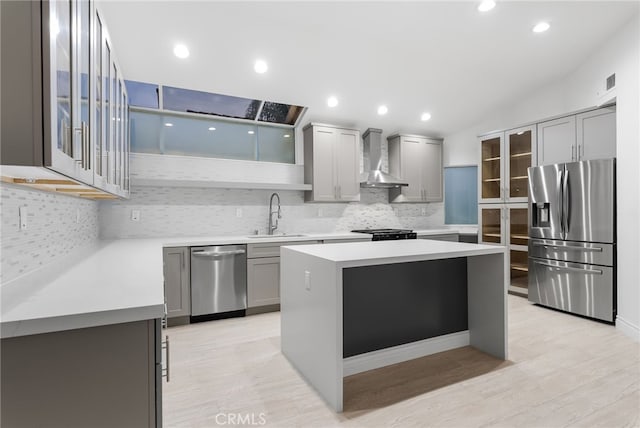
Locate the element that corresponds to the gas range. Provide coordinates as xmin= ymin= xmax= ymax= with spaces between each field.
xmin=351 ymin=228 xmax=417 ymax=241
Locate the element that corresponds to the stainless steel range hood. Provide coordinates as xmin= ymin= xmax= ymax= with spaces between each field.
xmin=360 ymin=128 xmax=408 ymax=188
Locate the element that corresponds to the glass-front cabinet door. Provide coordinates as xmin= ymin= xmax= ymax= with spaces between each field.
xmin=47 ymin=0 xmax=75 ymax=177
xmin=93 ymin=10 xmax=106 ymax=188
xmin=76 ymin=0 xmax=92 ymax=181
xmin=45 ymin=0 xmax=94 ymax=183
xmin=508 ymin=204 xmax=529 ymax=295
xmin=104 ymin=40 xmax=112 ymax=187
xmin=123 ymin=94 xmax=130 ymax=194
xmin=479 ymin=206 xmax=505 ymax=245
xmin=479 ymin=133 xmax=504 ymax=203
xmin=506 ymin=126 xmax=536 ymax=203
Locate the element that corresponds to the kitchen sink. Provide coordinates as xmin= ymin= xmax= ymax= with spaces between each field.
xmin=247 ymin=234 xmax=307 ymax=239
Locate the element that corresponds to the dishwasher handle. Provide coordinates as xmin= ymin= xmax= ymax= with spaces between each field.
xmin=192 ymin=249 xmax=246 ymax=257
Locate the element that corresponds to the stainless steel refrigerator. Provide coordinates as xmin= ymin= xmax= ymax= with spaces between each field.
xmin=528 ymin=158 xmax=616 ymax=322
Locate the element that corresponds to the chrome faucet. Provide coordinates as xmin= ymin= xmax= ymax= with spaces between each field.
xmin=268 ymin=192 xmax=282 ymax=235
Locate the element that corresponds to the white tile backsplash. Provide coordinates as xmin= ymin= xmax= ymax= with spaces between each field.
xmin=0 ymin=183 xmax=99 ymax=284
xmin=99 ymin=186 xmax=444 ymax=238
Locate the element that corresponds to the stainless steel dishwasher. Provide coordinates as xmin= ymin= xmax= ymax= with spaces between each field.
xmin=190 ymin=245 xmax=247 ymax=318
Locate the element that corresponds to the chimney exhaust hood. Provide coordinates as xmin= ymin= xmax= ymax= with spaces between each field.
xmin=360 ymin=128 xmax=408 ymax=188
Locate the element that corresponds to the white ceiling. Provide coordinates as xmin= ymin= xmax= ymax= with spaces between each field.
xmin=99 ymin=1 xmax=638 ymax=137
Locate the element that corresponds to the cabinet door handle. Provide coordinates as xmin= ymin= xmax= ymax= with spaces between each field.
xmin=571 ymin=145 xmax=575 ymax=161
xmin=162 ymin=335 xmax=170 ymax=382
xmin=338 ymin=185 xmax=341 ymax=200
xmin=579 ymin=145 xmax=583 ymax=160
xmin=82 ymin=121 xmax=89 ymax=170
xmin=74 ymin=127 xmax=83 ymax=164
xmin=61 ymin=119 xmax=70 ymax=155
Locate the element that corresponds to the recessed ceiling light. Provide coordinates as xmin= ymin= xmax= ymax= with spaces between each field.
xmin=248 ymin=130 xmax=255 ymax=135
xmin=421 ymin=112 xmax=432 ymax=121
xmin=284 ymin=134 xmax=291 ymax=138
xmin=533 ymin=22 xmax=550 ymax=33
xmin=173 ymin=44 xmax=189 ymax=59
xmin=327 ymin=96 xmax=339 ymax=107
xmin=164 ymin=123 xmax=173 ymax=127
xmin=254 ymin=59 xmax=268 ymax=74
xmin=208 ymin=127 xmax=216 ymax=131
xmin=477 ymin=0 xmax=496 ymax=12
xmin=377 ymin=105 xmax=388 ymax=115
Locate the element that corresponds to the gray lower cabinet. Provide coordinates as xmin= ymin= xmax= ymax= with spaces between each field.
xmin=1 ymin=319 xmax=163 ymax=428
xmin=247 ymin=257 xmax=280 ymax=307
xmin=246 ymin=240 xmax=320 ymax=309
xmin=419 ymin=233 xmax=459 ymax=242
xmin=163 ymin=247 xmax=190 ymax=323
xmin=459 ymin=233 xmax=479 ymax=244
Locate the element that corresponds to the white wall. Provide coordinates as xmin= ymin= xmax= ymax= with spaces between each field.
xmin=0 ymin=184 xmax=100 ymax=284
xmin=444 ymin=14 xmax=640 ymax=340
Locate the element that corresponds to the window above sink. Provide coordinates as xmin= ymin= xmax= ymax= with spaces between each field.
xmin=126 ymin=80 xmax=306 ymax=165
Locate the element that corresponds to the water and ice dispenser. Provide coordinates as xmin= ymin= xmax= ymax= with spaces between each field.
xmin=532 ymin=202 xmax=550 ymax=227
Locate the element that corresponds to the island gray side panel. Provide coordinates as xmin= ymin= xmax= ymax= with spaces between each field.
xmin=467 ymin=253 xmax=507 ymax=359
xmin=342 ymin=258 xmax=468 ymax=358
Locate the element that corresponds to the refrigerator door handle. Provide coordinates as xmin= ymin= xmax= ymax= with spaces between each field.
xmin=532 ymin=260 xmax=603 ymax=275
xmin=557 ymin=168 xmax=565 ymax=239
xmin=532 ymin=242 xmax=604 ymax=252
xmin=563 ymin=169 xmax=570 ymax=235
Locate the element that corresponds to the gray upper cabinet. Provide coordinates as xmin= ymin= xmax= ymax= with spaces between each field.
xmin=388 ymin=134 xmax=443 ymax=203
xmin=576 ymin=106 xmax=616 ymax=161
xmin=537 ymin=115 xmax=576 ymax=165
xmin=0 ymin=1 xmax=129 ymax=198
xmin=303 ymin=123 xmax=360 ymax=202
xmin=537 ymin=106 xmax=616 ymax=165
xmin=163 ymin=247 xmax=191 ymax=320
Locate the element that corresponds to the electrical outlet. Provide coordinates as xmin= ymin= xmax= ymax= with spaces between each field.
xmin=317 ymin=208 xmax=323 ymax=217
xmin=421 ymin=207 xmax=427 ymax=216
xmin=236 ymin=208 xmax=243 ymax=218
xmin=19 ymin=206 xmax=28 ymax=230
xmin=131 ymin=210 xmax=140 ymax=222
xmin=76 ymin=208 xmax=81 ymax=223
xmin=304 ymin=270 xmax=311 ymax=291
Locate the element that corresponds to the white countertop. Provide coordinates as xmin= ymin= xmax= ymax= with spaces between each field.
xmin=0 ymin=227 xmax=477 ymax=338
xmin=0 ymin=239 xmax=166 ymax=338
xmin=282 ymin=239 xmax=504 ymax=268
xmin=161 ymin=231 xmax=371 ymax=247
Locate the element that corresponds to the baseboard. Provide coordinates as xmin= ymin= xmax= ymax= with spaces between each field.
xmin=246 ymin=304 xmax=280 ymax=315
xmin=343 ymin=330 xmax=470 ymax=377
xmin=166 ymin=316 xmax=190 ymax=327
xmin=616 ymin=316 xmax=640 ymax=342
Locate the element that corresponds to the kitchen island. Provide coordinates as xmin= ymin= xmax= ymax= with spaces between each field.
xmin=280 ymin=239 xmax=507 ymax=412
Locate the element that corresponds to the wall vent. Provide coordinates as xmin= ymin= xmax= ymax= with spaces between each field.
xmin=606 ymin=73 xmax=616 ymax=91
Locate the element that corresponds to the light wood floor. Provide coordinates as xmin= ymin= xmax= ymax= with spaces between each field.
xmin=163 ymin=296 xmax=640 ymax=427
